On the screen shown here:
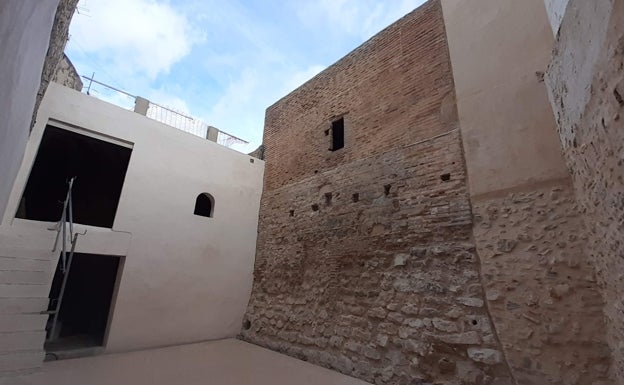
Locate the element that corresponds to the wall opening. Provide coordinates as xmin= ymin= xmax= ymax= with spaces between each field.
xmin=16 ymin=125 xmax=132 ymax=228
xmin=45 ymin=253 xmax=121 ymax=354
xmin=614 ymin=88 xmax=623 ymax=106
xmin=194 ymin=193 xmax=214 ymax=218
xmin=325 ymin=192 xmax=333 ymax=205
xmin=330 ymin=118 xmax=345 ymax=151
xmin=440 ymin=173 xmax=451 ymax=182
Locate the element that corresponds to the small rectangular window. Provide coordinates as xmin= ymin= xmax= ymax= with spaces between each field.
xmin=330 ymin=118 xmax=345 ymax=151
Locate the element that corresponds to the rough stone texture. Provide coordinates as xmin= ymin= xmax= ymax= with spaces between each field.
xmin=472 ymin=183 xmax=614 ymax=384
xmin=546 ymin=0 xmax=624 ymax=382
xmin=31 ymin=0 xmax=78 ymax=130
xmin=242 ymin=2 xmax=513 ymax=384
xmin=52 ymin=53 xmax=82 ymax=91
xmin=543 ymin=0 xmax=571 ymax=35
xmin=248 ymin=144 xmax=265 ymax=160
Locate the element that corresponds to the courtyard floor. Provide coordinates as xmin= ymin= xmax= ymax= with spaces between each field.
xmin=4 ymin=339 xmax=370 ymax=385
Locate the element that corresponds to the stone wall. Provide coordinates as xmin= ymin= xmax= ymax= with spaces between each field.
xmin=242 ymin=2 xmax=514 ymax=384
xmin=31 ymin=0 xmax=78 ymax=130
xmin=546 ymin=0 xmax=624 ymax=382
xmin=52 ymin=53 xmax=83 ymax=91
xmin=543 ymin=0 xmax=571 ymax=35
xmin=472 ymin=182 xmax=613 ymax=384
xmin=441 ymin=0 xmax=615 ymax=382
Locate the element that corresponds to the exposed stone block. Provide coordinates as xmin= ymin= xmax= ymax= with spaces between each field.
xmin=467 ymin=348 xmax=503 ymax=365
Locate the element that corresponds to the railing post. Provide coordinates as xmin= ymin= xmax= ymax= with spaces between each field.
xmin=133 ymin=96 xmax=150 ymax=116
xmin=206 ymin=126 xmax=219 ymax=142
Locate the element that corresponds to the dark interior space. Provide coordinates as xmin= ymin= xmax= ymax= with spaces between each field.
xmin=17 ymin=125 xmax=132 ymax=228
xmin=46 ymin=253 xmax=121 ymax=352
xmin=330 ymin=118 xmax=345 ymax=151
xmin=194 ymin=193 xmax=214 ymax=218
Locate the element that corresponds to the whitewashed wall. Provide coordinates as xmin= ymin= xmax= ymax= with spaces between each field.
xmin=544 ymin=0 xmax=571 ymax=35
xmin=0 ymin=0 xmax=60 ymax=219
xmin=2 ymin=83 xmax=264 ymax=352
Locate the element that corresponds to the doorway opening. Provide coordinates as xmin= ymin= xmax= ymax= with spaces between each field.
xmin=45 ymin=253 xmax=122 ymax=357
xmin=17 ymin=124 xmax=132 ymax=228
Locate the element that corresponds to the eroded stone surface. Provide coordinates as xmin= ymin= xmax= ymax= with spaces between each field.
xmin=241 ymin=2 xmax=513 ymax=384
xmin=472 ymin=184 xmax=614 ymax=384
xmin=31 ymin=0 xmax=78 ymax=130
xmin=546 ymin=0 xmax=624 ymax=382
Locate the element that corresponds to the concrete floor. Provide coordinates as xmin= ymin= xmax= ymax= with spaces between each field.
xmin=5 ymin=339 xmax=371 ymax=385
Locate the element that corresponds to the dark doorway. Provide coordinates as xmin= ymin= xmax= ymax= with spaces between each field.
xmin=17 ymin=125 xmax=132 ymax=228
xmin=45 ymin=253 xmax=121 ymax=354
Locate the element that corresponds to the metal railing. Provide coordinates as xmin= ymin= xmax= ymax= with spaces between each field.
xmin=45 ymin=177 xmax=85 ymax=342
xmin=52 ymin=177 xmax=75 ymax=273
xmin=81 ymin=75 xmax=249 ymax=148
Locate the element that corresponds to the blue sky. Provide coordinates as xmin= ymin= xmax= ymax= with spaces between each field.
xmin=66 ymin=0 xmax=426 ymax=152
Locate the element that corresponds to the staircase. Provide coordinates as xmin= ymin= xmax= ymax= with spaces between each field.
xmin=0 ymin=245 xmax=55 ymax=377
xmin=0 ymin=178 xmax=75 ymax=377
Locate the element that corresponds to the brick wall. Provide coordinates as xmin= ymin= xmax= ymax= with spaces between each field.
xmin=262 ymin=0 xmax=458 ymax=192
xmin=242 ymin=2 xmax=513 ymax=383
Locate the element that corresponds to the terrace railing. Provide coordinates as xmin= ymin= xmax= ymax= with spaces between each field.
xmin=81 ymin=75 xmax=248 ymax=148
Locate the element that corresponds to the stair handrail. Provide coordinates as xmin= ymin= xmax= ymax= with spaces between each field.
xmin=52 ymin=177 xmax=76 ymax=273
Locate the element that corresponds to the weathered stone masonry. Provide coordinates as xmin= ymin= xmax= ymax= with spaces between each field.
xmin=31 ymin=0 xmax=79 ymax=130
xmin=472 ymin=183 xmax=613 ymax=384
xmin=547 ymin=0 xmax=624 ymax=382
xmin=242 ymin=2 xmax=513 ymax=384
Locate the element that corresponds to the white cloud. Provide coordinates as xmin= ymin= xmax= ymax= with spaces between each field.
xmin=87 ymin=86 xmax=136 ymax=110
xmin=65 ymin=0 xmax=426 ymax=154
xmin=70 ymin=0 xmax=203 ymax=79
xmin=145 ymin=89 xmax=191 ymax=114
xmin=198 ymin=64 xmax=325 ymax=152
xmin=296 ymin=0 xmax=426 ymax=39
xmin=282 ymin=65 xmax=326 ymax=95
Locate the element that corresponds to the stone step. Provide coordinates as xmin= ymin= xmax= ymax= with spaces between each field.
xmin=0 ymin=350 xmax=44 ymax=372
xmin=0 ymin=298 xmax=48 ymax=315
xmin=0 ymin=271 xmax=48 ymax=285
xmin=0 ymin=368 xmax=41 ymax=383
xmin=0 ymin=284 xmax=49 ymax=298
xmin=0 ymin=248 xmax=55 ymax=261
xmin=0 ymin=331 xmax=46 ymax=353
xmin=0 ymin=314 xmax=47 ymax=333
xmin=0 ymin=257 xmax=51 ymax=272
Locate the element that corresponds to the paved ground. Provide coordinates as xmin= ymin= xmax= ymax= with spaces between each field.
xmin=5 ymin=339 xmax=370 ymax=385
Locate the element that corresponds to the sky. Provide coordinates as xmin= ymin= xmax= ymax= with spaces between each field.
xmin=66 ymin=0 xmax=426 ymax=153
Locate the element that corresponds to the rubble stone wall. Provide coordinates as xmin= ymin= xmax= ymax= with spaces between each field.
xmin=441 ymin=0 xmax=615 ymax=382
xmin=31 ymin=0 xmax=78 ymax=130
xmin=472 ymin=183 xmax=613 ymax=384
xmin=547 ymin=0 xmax=624 ymax=382
xmin=52 ymin=53 xmax=83 ymax=91
xmin=242 ymin=2 xmax=514 ymax=384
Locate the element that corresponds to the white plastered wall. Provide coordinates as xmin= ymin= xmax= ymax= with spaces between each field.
xmin=0 ymin=0 xmax=60 ymax=220
xmin=440 ymin=0 xmax=568 ymax=198
xmin=1 ymin=83 xmax=264 ymax=353
xmin=544 ymin=0 xmax=571 ymax=35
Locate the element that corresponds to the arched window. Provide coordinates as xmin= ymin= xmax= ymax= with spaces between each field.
xmin=194 ymin=193 xmax=214 ymax=218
